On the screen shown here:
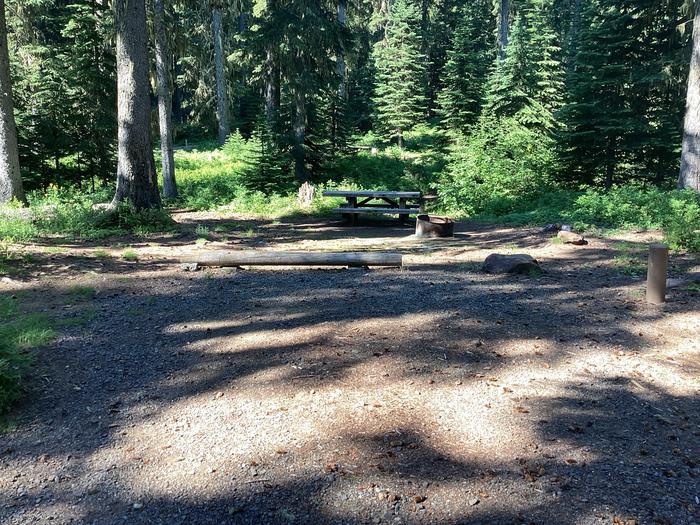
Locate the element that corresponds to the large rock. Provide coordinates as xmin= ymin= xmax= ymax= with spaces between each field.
xmin=557 ymin=230 xmax=587 ymax=245
xmin=482 ymin=254 xmax=541 ymax=275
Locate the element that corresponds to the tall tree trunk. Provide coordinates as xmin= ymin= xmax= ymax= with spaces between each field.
xmin=498 ymin=0 xmax=510 ymax=62
xmin=337 ymin=0 xmax=347 ymax=100
xmin=154 ymin=0 xmax=177 ymax=199
xmin=264 ymin=0 xmax=280 ymax=132
xmin=212 ymin=5 xmax=230 ymax=145
xmin=264 ymin=48 xmax=280 ymax=131
xmin=0 ymin=0 xmax=25 ymax=204
xmin=679 ymin=0 xmax=700 ymax=191
xmin=293 ymin=87 xmax=308 ymax=183
xmin=111 ymin=0 xmax=161 ymax=209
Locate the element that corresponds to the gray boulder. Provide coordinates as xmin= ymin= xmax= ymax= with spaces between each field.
xmin=557 ymin=230 xmax=587 ymax=245
xmin=482 ymin=254 xmax=541 ymax=275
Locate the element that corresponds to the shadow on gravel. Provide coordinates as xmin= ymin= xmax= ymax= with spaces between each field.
xmin=1 ymin=245 xmax=698 ymax=524
xmin=11 ymin=383 xmax=696 ymax=524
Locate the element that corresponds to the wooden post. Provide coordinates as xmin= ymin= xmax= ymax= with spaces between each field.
xmin=646 ymin=243 xmax=669 ymax=304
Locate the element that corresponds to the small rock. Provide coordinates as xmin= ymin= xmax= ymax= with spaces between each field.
xmin=413 ymin=495 xmax=426 ymax=503
xmin=388 ymin=493 xmax=400 ymax=503
xmin=180 ymin=263 xmax=200 ymax=272
xmin=469 ymin=497 xmax=480 ymax=506
xmin=539 ymin=224 xmax=560 ymax=234
xmin=561 ymin=224 xmax=573 ymax=231
xmin=557 ymin=230 xmax=587 ymax=245
xmin=482 ymin=254 xmax=541 ymax=275
xmin=132 ymin=502 xmax=143 ymax=510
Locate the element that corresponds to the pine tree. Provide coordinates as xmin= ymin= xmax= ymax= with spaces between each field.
xmin=483 ymin=0 xmax=565 ymax=132
xmin=437 ymin=0 xmax=494 ymax=131
xmin=558 ymin=0 xmax=687 ymax=189
xmin=372 ymin=0 xmax=428 ymax=147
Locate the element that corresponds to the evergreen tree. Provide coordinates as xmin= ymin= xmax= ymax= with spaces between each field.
xmin=372 ymin=0 xmax=428 ymax=147
xmin=560 ymin=0 xmax=687 ymax=188
xmin=437 ymin=0 xmax=494 ymax=131
xmin=483 ymin=0 xmax=565 ymax=133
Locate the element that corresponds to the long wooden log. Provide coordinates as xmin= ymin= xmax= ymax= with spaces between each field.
xmin=181 ymin=251 xmax=403 ymax=267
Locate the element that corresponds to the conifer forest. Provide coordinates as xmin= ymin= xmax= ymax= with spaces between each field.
xmin=0 ymin=0 xmax=698 ymax=227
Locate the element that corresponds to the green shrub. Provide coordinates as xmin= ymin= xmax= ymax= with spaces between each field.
xmin=0 ymin=295 xmax=55 ymax=415
xmin=0 ymin=211 xmax=37 ymax=242
xmin=663 ymin=195 xmax=700 ymax=252
xmin=439 ymin=119 xmax=557 ymax=217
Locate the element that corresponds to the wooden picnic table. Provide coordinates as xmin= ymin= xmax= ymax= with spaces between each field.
xmin=323 ymin=190 xmax=423 ymax=225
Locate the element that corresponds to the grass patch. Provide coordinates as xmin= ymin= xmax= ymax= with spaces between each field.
xmin=44 ymin=246 xmax=67 ymax=254
xmin=195 ymin=224 xmax=210 ymax=237
xmin=613 ymin=254 xmax=646 ymax=276
xmin=0 ymin=295 xmax=55 ymax=415
xmin=93 ymin=249 xmax=110 ymax=258
xmin=684 ymin=281 xmax=700 ymax=293
xmin=122 ymin=249 xmax=138 ymax=262
xmin=68 ymin=285 xmax=96 ymax=300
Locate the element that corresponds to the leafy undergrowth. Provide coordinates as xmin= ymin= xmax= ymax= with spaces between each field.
xmin=0 ymin=190 xmax=175 ymax=245
xmin=2 ymin=130 xmax=698 ymax=252
xmin=0 ymin=295 xmax=55 ymax=416
xmin=442 ymin=187 xmax=700 ymax=252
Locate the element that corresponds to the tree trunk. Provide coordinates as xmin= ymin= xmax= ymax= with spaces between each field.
xmin=679 ymin=0 xmax=700 ymax=191
xmin=154 ymin=0 xmax=177 ymax=199
xmin=0 ymin=0 xmax=25 ymax=205
xmin=337 ymin=0 xmax=347 ymax=100
xmin=212 ymin=6 xmax=230 ymax=145
xmin=498 ymin=0 xmax=510 ymax=62
xmin=293 ymin=87 xmax=308 ymax=183
xmin=264 ymin=0 xmax=280 ymax=133
xmin=111 ymin=0 xmax=161 ymax=210
xmin=264 ymin=48 xmax=280 ymax=130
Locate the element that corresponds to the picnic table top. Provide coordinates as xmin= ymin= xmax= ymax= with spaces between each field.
xmin=322 ymin=190 xmax=422 ymax=198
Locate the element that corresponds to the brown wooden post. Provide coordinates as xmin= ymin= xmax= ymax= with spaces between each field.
xmin=646 ymin=243 xmax=669 ymax=304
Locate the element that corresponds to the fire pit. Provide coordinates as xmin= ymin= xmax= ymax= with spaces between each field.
xmin=415 ymin=215 xmax=455 ymax=238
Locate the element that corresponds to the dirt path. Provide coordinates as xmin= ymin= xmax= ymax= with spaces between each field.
xmin=1 ymin=216 xmax=699 ymax=525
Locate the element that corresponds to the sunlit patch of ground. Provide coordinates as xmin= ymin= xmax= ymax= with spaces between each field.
xmin=1 ymin=216 xmax=698 ymax=524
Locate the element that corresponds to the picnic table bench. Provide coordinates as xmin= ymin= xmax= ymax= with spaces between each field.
xmin=323 ymin=190 xmax=422 ymax=225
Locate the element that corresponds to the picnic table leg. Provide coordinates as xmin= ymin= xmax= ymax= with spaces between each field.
xmin=399 ymin=197 xmax=408 ymax=224
xmin=341 ymin=197 xmax=353 ymax=224
xmin=349 ymin=197 xmax=358 ymax=226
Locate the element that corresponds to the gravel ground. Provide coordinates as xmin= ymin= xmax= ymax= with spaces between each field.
xmin=1 ymin=218 xmax=699 ymax=525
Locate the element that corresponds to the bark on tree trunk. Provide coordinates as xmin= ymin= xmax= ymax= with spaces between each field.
xmin=0 ymin=0 xmax=25 ymax=205
xmin=293 ymin=87 xmax=308 ymax=183
xmin=679 ymin=0 xmax=700 ymax=191
xmin=154 ymin=0 xmax=177 ymax=199
xmin=212 ymin=6 xmax=230 ymax=145
xmin=111 ymin=0 xmax=161 ymax=210
xmin=337 ymin=0 xmax=347 ymax=101
xmin=264 ymin=0 xmax=280 ymax=133
xmin=498 ymin=0 xmax=510 ymax=62
xmin=264 ymin=49 xmax=279 ymax=131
